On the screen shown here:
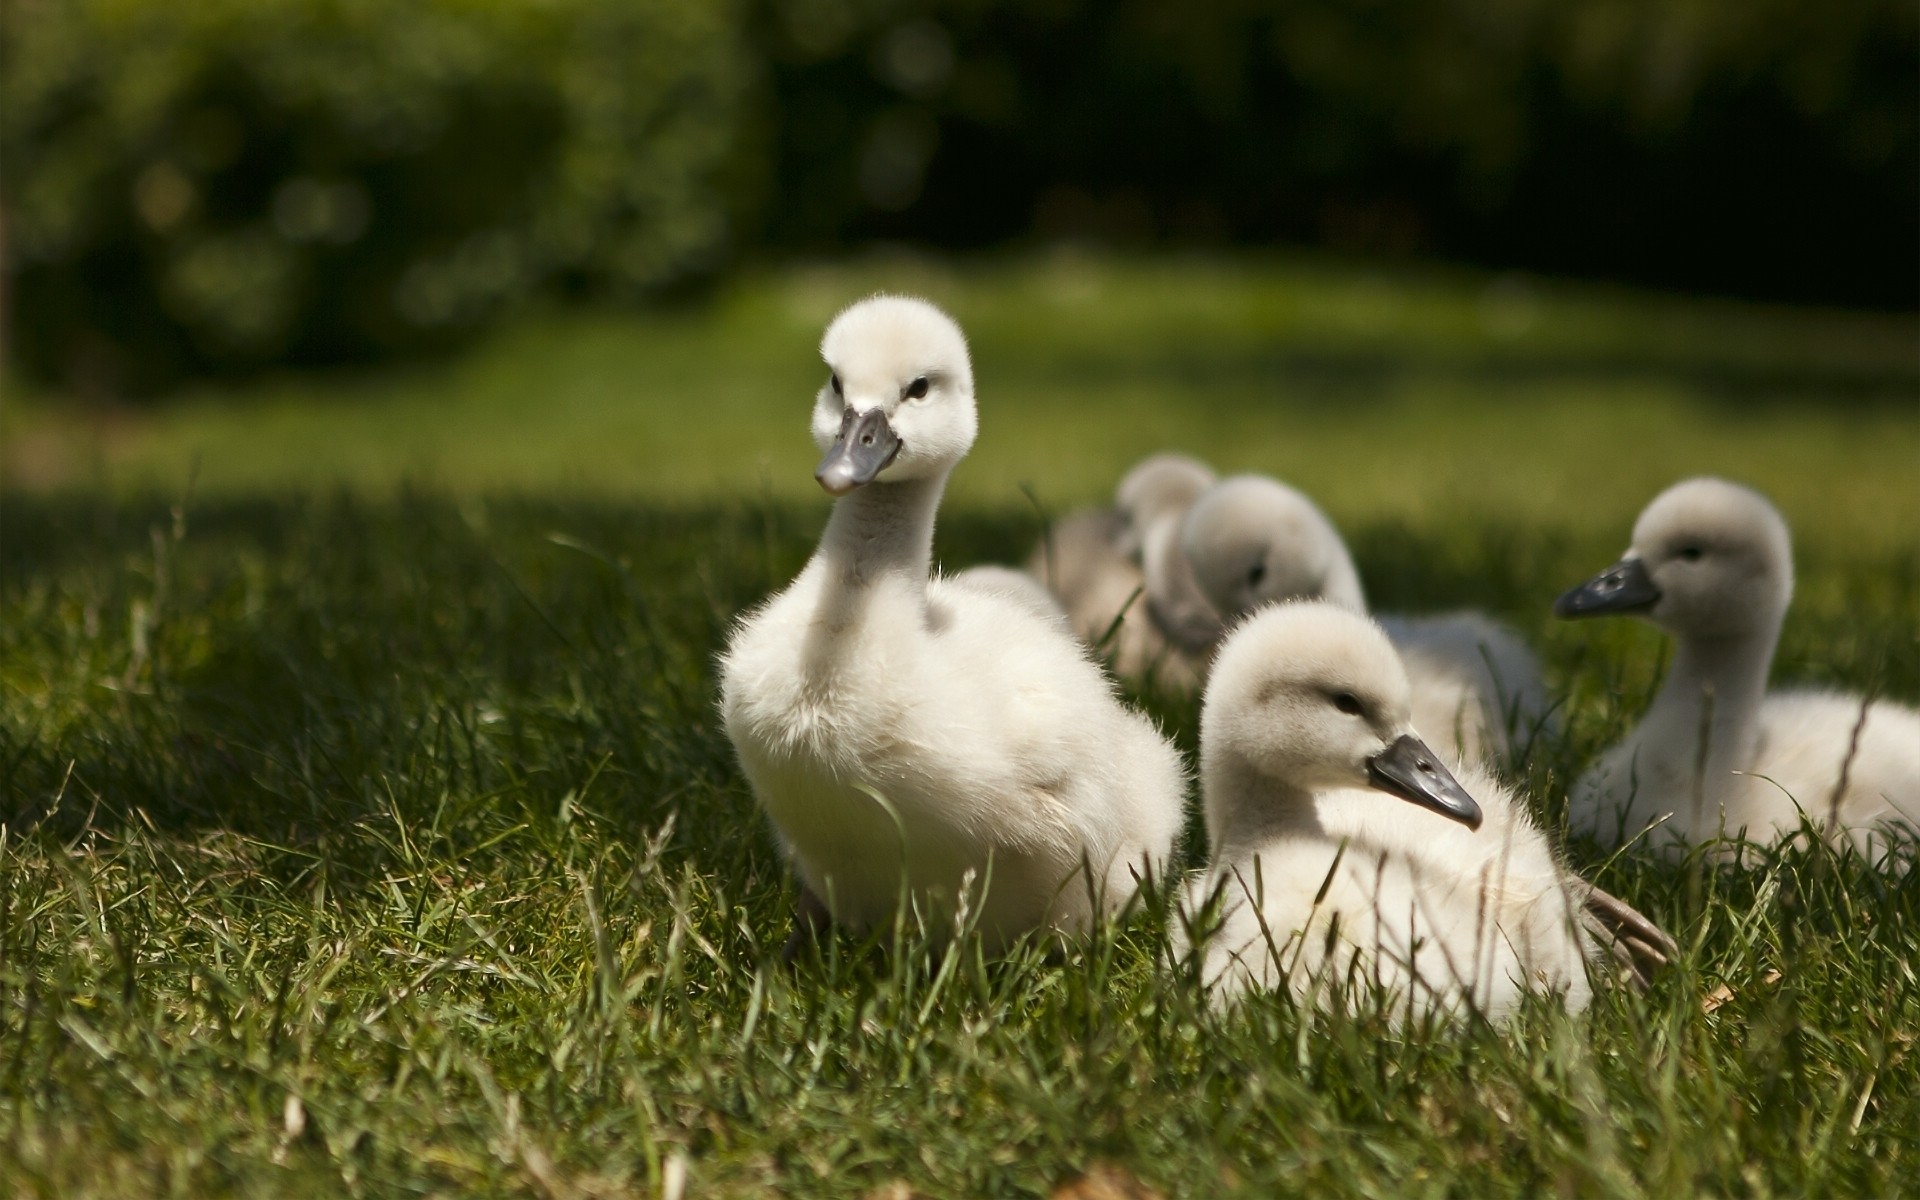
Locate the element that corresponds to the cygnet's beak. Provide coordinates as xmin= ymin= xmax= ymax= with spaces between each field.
xmin=815 ymin=407 xmax=902 ymax=495
xmin=1366 ymin=735 xmax=1483 ymax=830
xmin=1554 ymin=556 xmax=1660 ymax=619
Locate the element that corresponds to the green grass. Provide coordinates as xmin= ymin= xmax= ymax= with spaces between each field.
xmin=3 ymin=255 xmax=1917 ymax=1196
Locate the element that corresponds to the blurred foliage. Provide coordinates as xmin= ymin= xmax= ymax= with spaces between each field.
xmin=754 ymin=0 xmax=1916 ymax=304
xmin=1 ymin=0 xmax=750 ymax=391
xmin=1 ymin=0 xmax=1913 ymax=395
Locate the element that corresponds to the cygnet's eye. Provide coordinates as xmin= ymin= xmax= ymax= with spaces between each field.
xmin=1331 ymin=692 xmax=1364 ymax=717
xmin=829 ymin=374 xmax=843 ymax=396
xmin=1676 ymin=544 xmax=1705 ymax=562
xmin=1247 ymin=561 xmax=1267 ymax=587
xmin=904 ymin=376 xmax=930 ymax=400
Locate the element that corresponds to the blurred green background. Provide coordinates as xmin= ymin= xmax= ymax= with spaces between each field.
xmin=3 ymin=0 xmax=1914 ymax=396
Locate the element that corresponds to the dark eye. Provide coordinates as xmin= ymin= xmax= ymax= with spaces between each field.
xmin=1677 ymin=544 xmax=1704 ymax=562
xmin=830 ymin=374 xmax=842 ymax=396
xmin=904 ymin=376 xmax=930 ymax=400
xmin=1247 ymin=562 xmax=1266 ymax=586
xmin=1332 ymin=692 xmax=1364 ymax=716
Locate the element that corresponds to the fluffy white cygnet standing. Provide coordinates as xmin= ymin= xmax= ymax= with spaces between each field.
xmin=719 ymin=296 xmax=1189 ymax=954
xmin=1179 ymin=603 xmax=1670 ymax=1020
xmin=1182 ymin=475 xmax=1551 ymax=762
xmin=1556 ymin=477 xmax=1919 ymax=858
xmin=1025 ymin=453 xmax=1220 ymax=688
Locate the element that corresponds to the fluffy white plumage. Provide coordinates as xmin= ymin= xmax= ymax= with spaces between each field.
xmin=1178 ymin=603 xmax=1659 ymax=1020
xmin=1181 ymin=474 xmax=1551 ymax=762
xmin=719 ymin=296 xmax=1189 ymax=951
xmin=1558 ymin=477 xmax=1919 ymax=858
xmin=946 ymin=563 xmax=1073 ymax=630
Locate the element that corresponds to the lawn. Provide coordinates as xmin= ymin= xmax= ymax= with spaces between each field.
xmin=2 ymin=254 xmax=1917 ymax=1197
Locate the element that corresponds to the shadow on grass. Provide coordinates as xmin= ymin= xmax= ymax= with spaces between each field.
xmin=3 ymin=490 xmax=1913 ymax=885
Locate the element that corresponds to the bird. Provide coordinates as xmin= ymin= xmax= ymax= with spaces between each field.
xmin=718 ymin=295 xmax=1190 ymax=955
xmin=1180 ymin=474 xmax=1551 ymax=762
xmin=1176 ymin=602 xmax=1673 ymax=1020
xmin=1026 ymin=453 xmax=1219 ymax=688
xmin=1555 ymin=476 xmax=1919 ymax=858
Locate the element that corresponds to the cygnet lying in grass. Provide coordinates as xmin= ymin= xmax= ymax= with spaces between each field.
xmin=719 ymin=296 xmax=1189 ymax=955
xmin=1180 ymin=475 xmax=1551 ymax=762
xmin=1556 ymin=477 xmax=1918 ymax=859
xmin=1178 ymin=602 xmax=1673 ymax=1021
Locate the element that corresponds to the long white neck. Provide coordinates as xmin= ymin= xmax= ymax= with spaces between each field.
xmin=1320 ymin=535 xmax=1369 ymax=614
xmin=1635 ymin=627 xmax=1777 ymax=786
xmin=795 ymin=473 xmax=950 ymax=678
xmin=815 ymin=473 xmax=946 ymax=585
xmin=1205 ymin=756 xmax=1323 ymax=859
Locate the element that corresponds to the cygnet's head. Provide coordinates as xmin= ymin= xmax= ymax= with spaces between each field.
xmin=1183 ymin=476 xmax=1367 ymax=619
xmin=1554 ymin=477 xmax=1794 ymax=638
xmin=812 ymin=296 xmax=978 ymax=495
xmin=1115 ymin=453 xmax=1216 ymax=534
xmin=1202 ymin=602 xmax=1482 ymax=833
xmin=1111 ymin=454 xmax=1222 ymax=646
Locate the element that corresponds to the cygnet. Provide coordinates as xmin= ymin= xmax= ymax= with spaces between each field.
xmin=1556 ymin=477 xmax=1918 ymax=858
xmin=1026 ymin=453 xmax=1220 ymax=688
xmin=1183 ymin=475 xmax=1551 ymax=762
xmin=1179 ymin=602 xmax=1673 ymax=1020
xmin=719 ymin=296 xmax=1190 ymax=954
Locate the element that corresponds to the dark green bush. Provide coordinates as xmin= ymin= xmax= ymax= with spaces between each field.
xmin=6 ymin=0 xmax=1911 ymax=395
xmin=2 ymin=0 xmax=751 ymax=391
xmin=753 ymin=0 xmax=1916 ymax=306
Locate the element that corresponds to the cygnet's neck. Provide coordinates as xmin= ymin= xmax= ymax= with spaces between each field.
xmin=813 ymin=471 xmax=949 ymax=596
xmin=1143 ymin=516 xmax=1222 ymax=652
xmin=1206 ymin=755 xmax=1326 ymax=859
xmin=1638 ymin=627 xmax=1778 ymax=779
xmin=1318 ymin=539 xmax=1369 ymax=614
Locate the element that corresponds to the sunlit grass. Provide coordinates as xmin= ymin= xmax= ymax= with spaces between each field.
xmin=2 ymin=488 xmax=1914 ymax=1196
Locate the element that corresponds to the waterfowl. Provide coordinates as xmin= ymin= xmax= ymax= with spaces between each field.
xmin=1556 ymin=477 xmax=1919 ymax=857
xmin=719 ymin=296 xmax=1190 ymax=953
xmin=1025 ymin=452 xmax=1218 ymax=688
xmin=1178 ymin=603 xmax=1671 ymax=1019
xmin=1181 ymin=475 xmax=1551 ymax=761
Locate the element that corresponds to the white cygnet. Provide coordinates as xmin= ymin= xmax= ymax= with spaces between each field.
xmin=1182 ymin=475 xmax=1551 ymax=762
xmin=1026 ymin=452 xmax=1220 ymax=688
xmin=1179 ymin=602 xmax=1671 ymax=1021
xmin=1556 ymin=477 xmax=1919 ymax=858
xmin=720 ymin=296 xmax=1190 ymax=954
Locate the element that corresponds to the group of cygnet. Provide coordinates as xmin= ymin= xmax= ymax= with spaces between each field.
xmin=720 ymin=295 xmax=1915 ymax=1024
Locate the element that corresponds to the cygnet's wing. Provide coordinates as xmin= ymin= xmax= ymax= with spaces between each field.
xmin=1577 ymin=881 xmax=1678 ymax=990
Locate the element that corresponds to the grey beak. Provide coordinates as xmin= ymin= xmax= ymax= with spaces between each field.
xmin=815 ymin=407 xmax=902 ymax=495
xmin=1366 ymin=734 xmax=1484 ymax=830
xmin=1554 ymin=556 xmax=1660 ymax=619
